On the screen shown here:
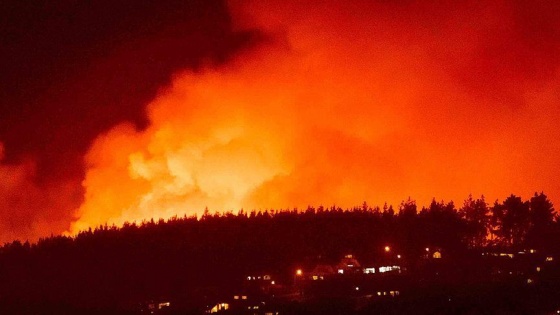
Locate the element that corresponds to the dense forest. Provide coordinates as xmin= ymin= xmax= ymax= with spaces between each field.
xmin=0 ymin=192 xmax=558 ymax=314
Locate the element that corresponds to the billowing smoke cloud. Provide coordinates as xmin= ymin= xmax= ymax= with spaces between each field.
xmin=0 ymin=142 xmax=80 ymax=242
xmin=68 ymin=0 xmax=560 ymax=233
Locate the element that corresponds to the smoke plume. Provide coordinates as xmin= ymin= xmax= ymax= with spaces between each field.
xmin=67 ymin=0 xmax=560 ymax=233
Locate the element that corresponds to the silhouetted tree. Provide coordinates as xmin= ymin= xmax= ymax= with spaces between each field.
xmin=398 ymin=197 xmax=419 ymax=255
xmin=421 ymin=199 xmax=464 ymax=252
xmin=460 ymin=195 xmax=489 ymax=248
xmin=399 ymin=197 xmax=417 ymax=218
xmin=526 ymin=192 xmax=555 ymax=250
xmin=491 ymin=195 xmax=530 ymax=248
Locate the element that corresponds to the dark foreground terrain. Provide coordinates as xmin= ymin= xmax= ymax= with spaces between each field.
xmin=1 ymin=194 xmax=559 ymax=314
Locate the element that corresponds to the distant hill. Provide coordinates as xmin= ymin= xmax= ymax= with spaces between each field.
xmin=0 ymin=194 xmax=558 ymax=313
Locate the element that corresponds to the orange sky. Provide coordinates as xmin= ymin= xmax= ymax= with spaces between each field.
xmin=1 ymin=1 xmax=559 ymax=241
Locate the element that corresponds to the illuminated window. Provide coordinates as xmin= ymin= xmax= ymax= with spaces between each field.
xmin=338 ymin=269 xmax=344 ymax=274
xmin=234 ymin=296 xmax=239 ymax=300
xmin=210 ymin=303 xmax=229 ymax=313
xmin=312 ymin=276 xmax=318 ymax=280
xmin=379 ymin=265 xmax=399 ymax=273
xmin=264 ymin=275 xmax=271 ymax=280
xmin=242 ymin=296 xmax=247 ymax=300
xmin=500 ymin=253 xmax=514 ymax=258
xmin=247 ymin=276 xmax=251 ymax=281
xmin=433 ymin=251 xmax=442 ymax=259
xmin=364 ymin=268 xmax=376 ymax=274
xmin=345 ymin=254 xmax=353 ymax=258
xmin=546 ymin=256 xmax=554 ymax=262
xmin=377 ymin=292 xmax=381 ymax=296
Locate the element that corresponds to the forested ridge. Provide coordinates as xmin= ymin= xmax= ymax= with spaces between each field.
xmin=0 ymin=192 xmax=558 ymax=313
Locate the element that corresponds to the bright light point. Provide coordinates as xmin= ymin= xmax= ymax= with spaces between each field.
xmin=271 ymin=281 xmax=275 ymax=285
xmin=296 ymin=269 xmax=303 ymax=276
xmin=384 ymin=246 xmax=390 ymax=252
xmin=355 ymin=287 xmax=359 ymax=291
xmin=397 ymin=254 xmax=401 ymax=259
xmin=425 ymin=247 xmax=430 ymax=252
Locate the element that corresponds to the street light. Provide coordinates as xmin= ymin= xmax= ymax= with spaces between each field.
xmin=384 ymin=246 xmax=390 ymax=252
xmin=296 ymin=269 xmax=303 ymax=276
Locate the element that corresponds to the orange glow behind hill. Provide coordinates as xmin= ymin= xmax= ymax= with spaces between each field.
xmin=69 ymin=1 xmax=560 ymax=233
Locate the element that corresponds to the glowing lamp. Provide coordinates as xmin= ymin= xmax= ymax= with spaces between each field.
xmin=384 ymin=246 xmax=390 ymax=252
xmin=296 ymin=269 xmax=303 ymax=276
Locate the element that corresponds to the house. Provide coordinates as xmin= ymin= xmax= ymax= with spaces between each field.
xmin=309 ymin=264 xmax=335 ymax=280
xmin=336 ymin=254 xmax=362 ymax=274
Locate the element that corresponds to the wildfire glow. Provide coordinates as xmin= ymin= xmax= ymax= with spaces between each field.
xmin=66 ymin=1 xmax=560 ymax=234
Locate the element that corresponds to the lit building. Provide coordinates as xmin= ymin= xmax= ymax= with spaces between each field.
xmin=336 ymin=254 xmax=362 ymax=273
xmin=208 ymin=303 xmax=229 ymax=313
xmin=309 ymin=264 xmax=335 ymax=280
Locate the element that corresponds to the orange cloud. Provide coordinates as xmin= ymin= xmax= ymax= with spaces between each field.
xmin=69 ymin=0 xmax=560 ymax=233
